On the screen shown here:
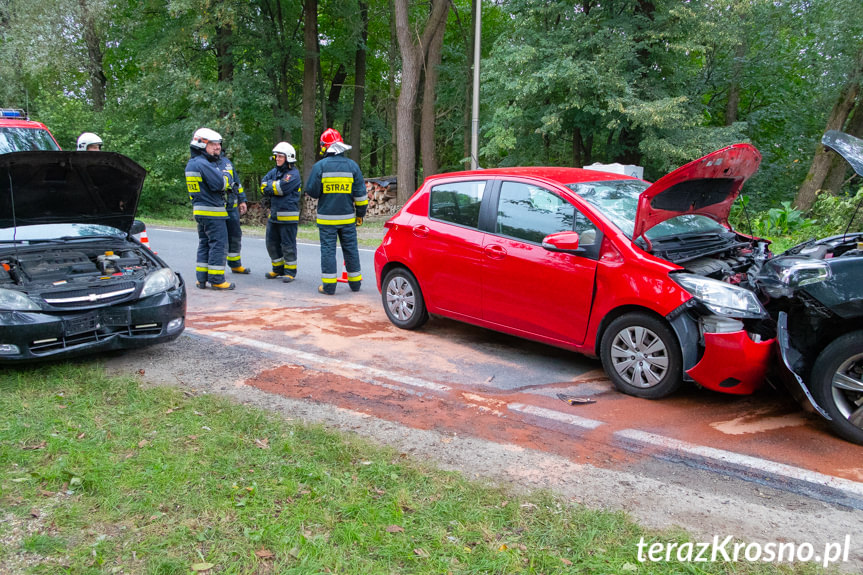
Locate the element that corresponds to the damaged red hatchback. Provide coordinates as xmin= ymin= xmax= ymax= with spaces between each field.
xmin=374 ymin=145 xmax=775 ymax=399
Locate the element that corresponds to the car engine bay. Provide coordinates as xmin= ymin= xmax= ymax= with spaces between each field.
xmin=0 ymin=243 xmax=158 ymax=293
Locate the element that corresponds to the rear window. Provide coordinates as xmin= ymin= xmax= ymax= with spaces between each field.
xmin=0 ymin=127 xmax=60 ymax=154
xmin=429 ymin=180 xmax=486 ymax=228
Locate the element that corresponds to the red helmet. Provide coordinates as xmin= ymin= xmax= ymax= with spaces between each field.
xmin=320 ymin=128 xmax=343 ymax=146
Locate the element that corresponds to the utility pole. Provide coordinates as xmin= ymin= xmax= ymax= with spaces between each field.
xmin=470 ymin=0 xmax=481 ymax=170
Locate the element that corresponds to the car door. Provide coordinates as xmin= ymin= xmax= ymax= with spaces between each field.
xmin=416 ymin=179 xmax=489 ymax=320
xmin=481 ymin=180 xmax=599 ymax=345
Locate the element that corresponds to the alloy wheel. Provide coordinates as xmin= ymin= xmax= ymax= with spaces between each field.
xmin=609 ymin=325 xmax=670 ymax=388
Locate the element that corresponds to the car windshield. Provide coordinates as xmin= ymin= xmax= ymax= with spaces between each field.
xmin=0 ymin=223 xmax=123 ymax=243
xmin=0 ymin=127 xmax=60 ymax=153
xmin=566 ymin=179 xmax=728 ymax=240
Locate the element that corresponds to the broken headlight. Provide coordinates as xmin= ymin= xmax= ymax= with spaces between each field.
xmin=673 ymin=273 xmax=767 ymax=319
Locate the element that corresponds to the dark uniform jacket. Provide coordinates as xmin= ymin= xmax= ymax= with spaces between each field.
xmin=185 ymin=148 xmax=229 ymax=219
xmin=261 ymin=163 xmax=301 ymax=223
xmin=219 ymin=155 xmax=247 ymax=210
xmin=304 ymin=153 xmax=368 ymax=225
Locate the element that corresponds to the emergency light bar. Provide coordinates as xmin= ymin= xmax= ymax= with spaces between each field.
xmin=0 ymin=109 xmax=26 ymax=118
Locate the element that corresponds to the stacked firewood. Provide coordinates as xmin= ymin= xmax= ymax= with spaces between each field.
xmin=244 ymin=176 xmax=399 ymax=224
xmin=364 ymin=177 xmax=399 ymax=216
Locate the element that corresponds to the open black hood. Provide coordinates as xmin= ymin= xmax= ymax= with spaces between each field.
xmin=0 ymin=151 xmax=146 ymax=233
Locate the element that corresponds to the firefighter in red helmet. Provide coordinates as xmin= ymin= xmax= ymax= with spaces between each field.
xmin=304 ymin=128 xmax=368 ymax=295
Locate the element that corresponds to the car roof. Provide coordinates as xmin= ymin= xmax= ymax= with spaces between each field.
xmin=0 ymin=118 xmax=53 ymax=130
xmin=423 ymin=166 xmax=638 ymax=187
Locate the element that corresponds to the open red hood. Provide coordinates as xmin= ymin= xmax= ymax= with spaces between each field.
xmin=632 ymin=144 xmax=761 ymax=240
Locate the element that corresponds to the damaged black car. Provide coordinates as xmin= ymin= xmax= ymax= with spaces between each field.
xmin=756 ymin=131 xmax=863 ymax=445
xmin=0 ymin=151 xmax=186 ymax=362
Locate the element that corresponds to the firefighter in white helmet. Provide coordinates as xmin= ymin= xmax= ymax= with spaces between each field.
xmin=76 ymin=132 xmax=103 ymax=151
xmin=185 ymin=127 xmax=235 ymax=290
xmin=218 ymin=144 xmax=251 ymax=275
xmin=260 ymin=142 xmax=301 ymax=281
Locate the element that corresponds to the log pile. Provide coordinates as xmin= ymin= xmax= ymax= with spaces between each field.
xmin=364 ymin=177 xmax=399 ymax=216
xmin=247 ymin=176 xmax=399 ymax=224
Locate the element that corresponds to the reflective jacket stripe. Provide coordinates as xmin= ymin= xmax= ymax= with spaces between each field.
xmin=276 ymin=211 xmax=300 ymax=222
xmin=316 ymin=213 xmax=356 ymax=225
xmin=193 ymin=205 xmax=228 ymax=217
xmin=354 ymin=193 xmax=369 ymax=206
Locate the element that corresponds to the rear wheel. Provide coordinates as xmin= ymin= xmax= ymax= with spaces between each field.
xmin=382 ymin=268 xmax=428 ymax=330
xmin=810 ymin=331 xmax=863 ymax=445
xmin=600 ymin=313 xmax=682 ymax=399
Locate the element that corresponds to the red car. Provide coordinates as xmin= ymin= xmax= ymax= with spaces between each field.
xmin=374 ymin=145 xmax=775 ymax=399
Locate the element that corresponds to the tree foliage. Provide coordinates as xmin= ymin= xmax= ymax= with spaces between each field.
xmin=0 ymin=0 xmax=859 ymax=216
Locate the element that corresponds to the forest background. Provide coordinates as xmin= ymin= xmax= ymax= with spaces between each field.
xmin=1 ymin=0 xmax=862 ymax=237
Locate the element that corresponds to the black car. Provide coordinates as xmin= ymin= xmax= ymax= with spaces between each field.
xmin=0 ymin=151 xmax=186 ymax=362
xmin=757 ymin=131 xmax=863 ymax=445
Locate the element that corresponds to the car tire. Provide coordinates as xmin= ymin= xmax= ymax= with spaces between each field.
xmin=810 ymin=331 xmax=863 ymax=445
xmin=600 ymin=312 xmax=683 ymax=399
xmin=382 ymin=268 xmax=428 ymax=330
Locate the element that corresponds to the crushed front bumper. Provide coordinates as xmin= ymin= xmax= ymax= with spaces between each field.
xmin=668 ymin=303 xmax=774 ymax=395
xmin=0 ymin=285 xmax=185 ymax=363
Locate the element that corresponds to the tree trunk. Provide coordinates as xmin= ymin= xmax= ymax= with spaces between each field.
xmin=420 ymin=17 xmax=445 ymax=178
xmin=78 ymin=0 xmax=107 ymax=111
xmin=325 ymin=64 xmax=347 ymax=129
xmin=725 ymin=41 xmax=746 ymax=125
xmin=572 ymin=127 xmax=583 ymax=167
xmin=394 ymin=0 xmax=449 ymax=203
xmin=794 ymin=49 xmax=863 ymax=210
xmin=389 ymin=0 xmax=398 ymax=182
xmin=349 ymin=1 xmax=369 ymax=164
xmin=215 ymin=25 xmax=234 ymax=83
xmin=302 ymin=0 xmax=318 ymax=184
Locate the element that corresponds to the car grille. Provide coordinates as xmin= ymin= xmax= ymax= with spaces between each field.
xmin=29 ymin=322 xmax=164 ymax=355
xmin=43 ymin=282 xmax=137 ymax=307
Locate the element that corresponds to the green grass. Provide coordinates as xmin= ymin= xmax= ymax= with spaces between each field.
xmin=0 ymin=365 xmax=826 ymax=574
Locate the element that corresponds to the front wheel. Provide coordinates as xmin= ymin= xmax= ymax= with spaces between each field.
xmin=381 ymin=268 xmax=428 ymax=330
xmin=600 ymin=313 xmax=682 ymax=399
xmin=810 ymin=331 xmax=863 ymax=445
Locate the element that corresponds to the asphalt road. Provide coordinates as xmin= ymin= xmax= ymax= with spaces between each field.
xmin=147 ymin=225 xmax=863 ymax=500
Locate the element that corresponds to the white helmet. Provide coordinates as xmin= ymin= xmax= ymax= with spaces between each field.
xmin=190 ymin=127 xmax=222 ymax=150
xmin=272 ymin=142 xmax=296 ymax=163
xmin=77 ymin=132 xmax=103 ymax=151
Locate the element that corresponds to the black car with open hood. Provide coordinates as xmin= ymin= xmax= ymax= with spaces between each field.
xmin=756 ymin=131 xmax=863 ymax=445
xmin=0 ymin=151 xmax=185 ymax=362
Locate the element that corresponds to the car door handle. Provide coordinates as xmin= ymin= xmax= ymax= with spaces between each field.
xmin=484 ymin=244 xmax=507 ymax=259
xmin=412 ymin=225 xmax=429 ymax=238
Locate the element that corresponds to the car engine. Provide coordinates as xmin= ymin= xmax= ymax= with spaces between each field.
xmin=0 ymin=244 xmax=157 ymax=294
xmin=647 ymin=230 xmax=770 ymax=289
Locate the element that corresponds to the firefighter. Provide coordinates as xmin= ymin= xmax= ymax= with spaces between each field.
xmin=219 ymin=148 xmax=251 ymax=274
xmin=304 ymin=128 xmax=367 ymax=295
xmin=185 ymin=127 xmax=235 ymax=290
xmin=260 ymin=142 xmax=301 ymax=281
xmin=77 ymin=132 xmax=103 ymax=151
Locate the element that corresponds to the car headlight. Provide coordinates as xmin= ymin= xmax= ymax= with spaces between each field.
xmin=672 ymin=273 xmax=766 ymax=319
xmin=140 ymin=268 xmax=179 ymax=298
xmin=0 ymin=288 xmax=40 ymax=311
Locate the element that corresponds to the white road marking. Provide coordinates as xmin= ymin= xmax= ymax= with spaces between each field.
xmin=615 ymin=429 xmax=863 ymax=507
xmin=187 ymin=326 xmax=863 ymax=506
xmin=506 ymin=403 xmax=604 ymax=430
xmin=185 ymin=327 xmax=450 ymax=394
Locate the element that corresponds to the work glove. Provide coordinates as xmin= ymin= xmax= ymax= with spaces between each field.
xmin=356 ymin=216 xmax=364 ymax=227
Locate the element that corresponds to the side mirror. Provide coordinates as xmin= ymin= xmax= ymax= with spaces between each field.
xmin=130 ymin=220 xmax=146 ymax=235
xmin=542 ymin=231 xmax=582 ymax=254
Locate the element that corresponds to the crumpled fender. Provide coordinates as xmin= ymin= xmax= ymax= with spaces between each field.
xmin=686 ymin=330 xmax=774 ymax=395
